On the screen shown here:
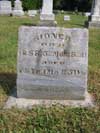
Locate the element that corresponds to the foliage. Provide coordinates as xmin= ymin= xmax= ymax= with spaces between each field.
xmin=54 ymin=0 xmax=92 ymax=12
xmin=22 ymin=0 xmax=42 ymax=11
xmin=10 ymin=0 xmax=42 ymax=11
xmin=0 ymin=107 xmax=100 ymax=132
xmin=10 ymin=0 xmax=92 ymax=11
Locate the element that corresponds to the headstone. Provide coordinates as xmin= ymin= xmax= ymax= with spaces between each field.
xmin=13 ymin=0 xmax=24 ymax=16
xmin=88 ymin=0 xmax=100 ymax=28
xmin=40 ymin=0 xmax=55 ymax=21
xmin=17 ymin=26 xmax=88 ymax=100
xmin=91 ymin=0 xmax=100 ymax=21
xmin=64 ymin=15 xmax=70 ymax=21
xmin=61 ymin=10 xmax=64 ymax=14
xmin=85 ymin=12 xmax=91 ymax=17
xmin=28 ymin=10 xmax=37 ymax=17
xmin=0 ymin=0 xmax=12 ymax=15
xmin=39 ymin=0 xmax=56 ymax=26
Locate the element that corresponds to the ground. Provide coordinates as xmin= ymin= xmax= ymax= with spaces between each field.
xmin=0 ymin=13 xmax=100 ymax=132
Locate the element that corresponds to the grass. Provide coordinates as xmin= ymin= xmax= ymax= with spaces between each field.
xmin=0 ymin=14 xmax=100 ymax=132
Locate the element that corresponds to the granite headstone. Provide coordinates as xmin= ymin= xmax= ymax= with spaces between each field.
xmin=28 ymin=10 xmax=37 ymax=17
xmin=13 ymin=0 xmax=24 ymax=16
xmin=88 ymin=0 xmax=100 ymax=28
xmin=64 ymin=15 xmax=70 ymax=21
xmin=40 ymin=0 xmax=55 ymax=21
xmin=0 ymin=0 xmax=12 ymax=15
xmin=17 ymin=26 xmax=88 ymax=100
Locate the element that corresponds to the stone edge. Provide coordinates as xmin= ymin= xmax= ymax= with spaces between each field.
xmin=4 ymin=92 xmax=95 ymax=109
xmin=84 ymin=20 xmax=100 ymax=28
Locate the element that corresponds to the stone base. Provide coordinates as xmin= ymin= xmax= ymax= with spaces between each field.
xmin=88 ymin=21 xmax=100 ymax=28
xmin=91 ymin=15 xmax=100 ymax=21
xmin=4 ymin=91 xmax=94 ymax=109
xmin=38 ymin=20 xmax=57 ymax=26
xmin=0 ymin=11 xmax=12 ymax=16
xmin=40 ymin=14 xmax=55 ymax=21
xmin=12 ymin=10 xmax=24 ymax=16
xmin=28 ymin=10 xmax=37 ymax=17
xmin=12 ymin=0 xmax=24 ymax=16
xmin=0 ymin=1 xmax=12 ymax=15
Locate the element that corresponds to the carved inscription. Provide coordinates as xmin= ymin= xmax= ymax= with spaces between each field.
xmin=18 ymin=27 xmax=88 ymax=78
xmin=19 ymin=67 xmax=85 ymax=77
xmin=17 ymin=27 xmax=88 ymax=99
xmin=19 ymin=29 xmax=87 ymax=76
xmin=21 ymin=49 xmax=86 ymax=58
xmin=33 ymin=32 xmax=70 ymax=40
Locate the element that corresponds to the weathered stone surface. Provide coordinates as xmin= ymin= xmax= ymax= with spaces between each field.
xmin=28 ymin=10 xmax=37 ymax=17
xmin=40 ymin=0 xmax=55 ymax=21
xmin=38 ymin=20 xmax=57 ymax=27
xmin=17 ymin=26 xmax=88 ymax=100
xmin=12 ymin=0 xmax=24 ymax=16
xmin=4 ymin=91 xmax=94 ymax=109
xmin=91 ymin=0 xmax=100 ymax=22
xmin=0 ymin=0 xmax=12 ymax=15
xmin=40 ymin=14 xmax=55 ymax=21
xmin=88 ymin=0 xmax=100 ymax=28
xmin=85 ymin=12 xmax=91 ymax=17
xmin=89 ymin=21 xmax=100 ymax=28
xmin=64 ymin=15 xmax=70 ymax=21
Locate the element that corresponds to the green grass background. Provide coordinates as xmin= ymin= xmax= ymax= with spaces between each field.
xmin=0 ymin=14 xmax=100 ymax=132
